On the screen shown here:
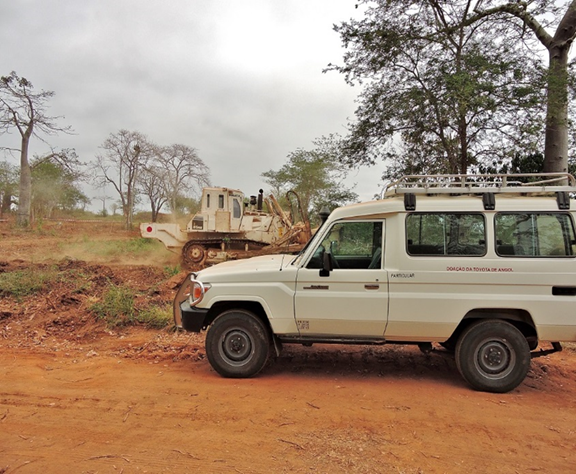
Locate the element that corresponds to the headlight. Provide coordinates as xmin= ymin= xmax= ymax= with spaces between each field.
xmin=190 ymin=281 xmax=211 ymax=306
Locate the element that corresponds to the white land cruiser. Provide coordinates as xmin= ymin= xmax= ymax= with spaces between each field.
xmin=174 ymin=174 xmax=576 ymax=393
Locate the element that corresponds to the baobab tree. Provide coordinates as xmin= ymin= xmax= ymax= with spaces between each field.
xmin=0 ymin=71 xmax=71 ymax=226
xmin=461 ymin=1 xmax=576 ymax=173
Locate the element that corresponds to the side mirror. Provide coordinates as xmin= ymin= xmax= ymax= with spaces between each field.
xmin=320 ymin=250 xmax=333 ymax=277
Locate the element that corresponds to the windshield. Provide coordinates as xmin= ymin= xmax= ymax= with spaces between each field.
xmin=291 ymin=221 xmax=327 ymax=266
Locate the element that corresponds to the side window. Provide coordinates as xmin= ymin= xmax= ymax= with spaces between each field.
xmin=206 ymin=194 xmax=211 ymax=208
xmin=218 ymin=195 xmax=225 ymax=209
xmin=307 ymin=221 xmax=383 ymax=270
xmin=406 ymin=213 xmax=486 ymax=256
xmin=495 ymin=213 xmax=576 ymax=257
xmin=232 ymin=199 xmax=241 ymax=219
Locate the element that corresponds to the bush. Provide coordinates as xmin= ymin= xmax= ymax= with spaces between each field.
xmin=135 ymin=305 xmax=172 ymax=329
xmin=0 ymin=268 xmax=53 ymax=299
xmin=90 ymin=283 xmax=172 ymax=329
xmin=163 ymin=265 xmax=181 ymax=277
xmin=0 ymin=265 xmax=90 ymax=300
xmin=90 ymin=284 xmax=136 ymax=327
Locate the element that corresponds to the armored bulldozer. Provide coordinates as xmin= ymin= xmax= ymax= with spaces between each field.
xmin=140 ymin=187 xmax=311 ymax=269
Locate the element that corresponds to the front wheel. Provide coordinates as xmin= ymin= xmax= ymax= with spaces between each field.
xmin=455 ymin=320 xmax=531 ymax=393
xmin=205 ymin=310 xmax=270 ymax=378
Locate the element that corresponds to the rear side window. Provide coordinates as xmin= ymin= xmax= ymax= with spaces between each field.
xmin=406 ymin=213 xmax=486 ymax=256
xmin=495 ymin=213 xmax=576 ymax=257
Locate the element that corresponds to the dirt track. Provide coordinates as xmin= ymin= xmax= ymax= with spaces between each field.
xmin=1 ymin=221 xmax=576 ymax=473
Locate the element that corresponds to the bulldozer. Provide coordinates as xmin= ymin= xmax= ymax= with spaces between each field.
xmin=140 ymin=187 xmax=311 ymax=269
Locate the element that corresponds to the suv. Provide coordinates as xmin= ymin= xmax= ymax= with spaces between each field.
xmin=174 ymin=174 xmax=576 ymax=393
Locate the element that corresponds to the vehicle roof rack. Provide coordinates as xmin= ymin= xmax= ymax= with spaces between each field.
xmin=383 ymin=173 xmax=576 ymax=197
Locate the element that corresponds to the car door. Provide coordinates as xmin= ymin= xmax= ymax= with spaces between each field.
xmin=294 ymin=220 xmax=388 ymax=338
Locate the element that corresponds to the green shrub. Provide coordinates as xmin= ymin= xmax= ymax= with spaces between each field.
xmin=90 ymin=284 xmax=172 ymax=329
xmin=122 ymin=237 xmax=156 ymax=253
xmin=0 ymin=268 xmax=52 ymax=299
xmin=0 ymin=266 xmax=86 ymax=299
xmin=135 ymin=305 xmax=172 ymax=329
xmin=163 ymin=265 xmax=181 ymax=277
xmin=90 ymin=284 xmax=135 ymax=327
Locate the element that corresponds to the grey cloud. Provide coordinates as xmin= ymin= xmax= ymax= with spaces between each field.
xmin=0 ymin=0 xmax=379 ymax=207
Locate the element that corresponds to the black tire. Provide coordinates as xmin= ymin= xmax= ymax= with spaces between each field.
xmin=205 ymin=310 xmax=270 ymax=378
xmin=455 ymin=320 xmax=531 ymax=393
xmin=439 ymin=340 xmax=456 ymax=352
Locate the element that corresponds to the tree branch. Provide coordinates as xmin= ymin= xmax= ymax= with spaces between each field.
xmin=466 ymin=2 xmax=553 ymax=48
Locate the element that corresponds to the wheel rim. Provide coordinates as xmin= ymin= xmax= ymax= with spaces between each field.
xmin=219 ymin=329 xmax=253 ymax=366
xmin=474 ymin=337 xmax=516 ymax=380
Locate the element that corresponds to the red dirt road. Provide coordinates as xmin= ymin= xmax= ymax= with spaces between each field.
xmin=2 ymin=332 xmax=576 ymax=474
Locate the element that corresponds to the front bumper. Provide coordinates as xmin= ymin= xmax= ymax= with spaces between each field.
xmin=179 ymin=300 xmax=210 ymax=332
xmin=173 ymin=273 xmax=209 ymax=332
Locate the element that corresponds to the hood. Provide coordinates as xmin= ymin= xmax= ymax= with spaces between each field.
xmin=196 ymin=254 xmax=294 ymax=281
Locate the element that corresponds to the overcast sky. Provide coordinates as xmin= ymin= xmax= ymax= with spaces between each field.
xmin=0 ymin=0 xmax=382 ymax=212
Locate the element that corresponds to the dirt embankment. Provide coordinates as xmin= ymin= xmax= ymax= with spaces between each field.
xmin=1 ymin=220 xmax=576 ymax=473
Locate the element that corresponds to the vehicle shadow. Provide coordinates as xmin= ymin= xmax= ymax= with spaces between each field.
xmin=266 ymin=343 xmax=464 ymax=388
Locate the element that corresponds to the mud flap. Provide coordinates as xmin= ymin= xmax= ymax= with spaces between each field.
xmin=272 ymin=334 xmax=283 ymax=357
xmin=531 ymin=342 xmax=562 ymax=359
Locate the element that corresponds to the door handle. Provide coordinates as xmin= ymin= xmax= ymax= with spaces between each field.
xmin=364 ymin=284 xmax=380 ymax=290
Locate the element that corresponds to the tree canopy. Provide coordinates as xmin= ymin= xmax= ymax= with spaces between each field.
xmin=262 ymin=135 xmax=358 ymax=225
xmin=329 ymin=0 xmax=568 ymax=177
xmin=31 ymin=156 xmax=89 ymax=218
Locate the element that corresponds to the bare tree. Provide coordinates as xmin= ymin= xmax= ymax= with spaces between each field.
xmin=153 ymin=144 xmax=210 ymax=216
xmin=139 ymin=155 xmax=169 ymax=222
xmin=0 ymin=71 xmax=72 ymax=226
xmin=93 ymin=130 xmax=151 ymax=230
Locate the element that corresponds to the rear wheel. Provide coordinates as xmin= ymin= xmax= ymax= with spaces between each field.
xmin=205 ymin=310 xmax=270 ymax=378
xmin=455 ymin=320 xmax=531 ymax=393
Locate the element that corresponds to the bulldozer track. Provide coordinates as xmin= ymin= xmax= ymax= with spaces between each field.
xmin=181 ymin=238 xmax=268 ymax=270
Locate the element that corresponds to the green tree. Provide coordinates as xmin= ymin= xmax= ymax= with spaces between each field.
xmin=172 ymin=194 xmax=201 ymax=216
xmin=0 ymin=72 xmax=71 ymax=226
xmin=31 ymin=156 xmax=89 ymax=218
xmin=0 ymin=160 xmax=18 ymax=217
xmin=262 ymin=135 xmax=358 ymax=225
xmin=329 ymin=1 xmax=545 ymax=176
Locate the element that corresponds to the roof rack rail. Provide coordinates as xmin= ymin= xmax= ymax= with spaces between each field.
xmin=383 ymin=173 xmax=576 ymax=197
